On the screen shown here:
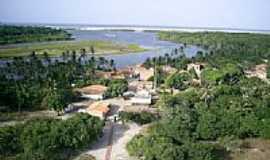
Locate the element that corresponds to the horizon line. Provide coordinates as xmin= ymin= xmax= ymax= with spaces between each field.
xmin=1 ymin=21 xmax=270 ymax=32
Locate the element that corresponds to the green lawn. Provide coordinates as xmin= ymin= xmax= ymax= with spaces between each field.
xmin=0 ymin=40 xmax=146 ymax=58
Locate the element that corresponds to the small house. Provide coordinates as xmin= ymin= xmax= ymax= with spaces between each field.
xmin=79 ymin=102 xmax=110 ymax=119
xmin=162 ymin=66 xmax=177 ymax=74
xmin=128 ymin=80 xmax=153 ymax=92
xmin=79 ymin=85 xmax=108 ymax=100
xmin=134 ymin=65 xmax=154 ymax=81
xmin=131 ymin=90 xmax=152 ymax=105
xmin=245 ymin=64 xmax=268 ymax=81
xmin=187 ymin=63 xmax=206 ymax=78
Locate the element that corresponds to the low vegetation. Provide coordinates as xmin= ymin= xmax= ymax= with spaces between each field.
xmin=119 ymin=111 xmax=159 ymax=125
xmin=0 ymin=40 xmax=145 ymax=58
xmin=0 ymin=25 xmax=72 ymax=45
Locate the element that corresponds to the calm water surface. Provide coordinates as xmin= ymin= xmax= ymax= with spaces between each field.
xmin=69 ymin=30 xmax=202 ymax=68
xmin=0 ymin=30 xmax=202 ymax=68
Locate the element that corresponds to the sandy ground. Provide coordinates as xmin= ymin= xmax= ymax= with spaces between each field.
xmin=75 ymin=122 xmax=141 ymax=160
xmin=228 ymin=138 xmax=270 ymax=160
xmin=84 ymin=121 xmax=113 ymax=160
xmin=111 ymin=123 xmax=141 ymax=160
xmin=74 ymin=97 xmax=142 ymax=160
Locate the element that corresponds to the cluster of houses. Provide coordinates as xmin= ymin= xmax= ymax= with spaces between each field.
xmin=74 ymin=64 xmax=155 ymax=119
xmin=73 ymin=62 xmax=240 ymax=119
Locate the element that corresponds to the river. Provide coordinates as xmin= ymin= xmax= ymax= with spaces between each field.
xmin=0 ymin=30 xmax=203 ymax=68
xmin=69 ymin=30 xmax=202 ymax=68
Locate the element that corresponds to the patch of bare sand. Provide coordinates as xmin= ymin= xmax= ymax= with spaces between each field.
xmin=229 ymin=138 xmax=270 ymax=160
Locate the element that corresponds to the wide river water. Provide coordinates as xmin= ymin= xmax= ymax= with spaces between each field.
xmin=0 ymin=30 xmax=203 ymax=68
xmin=69 ymin=30 xmax=202 ymax=68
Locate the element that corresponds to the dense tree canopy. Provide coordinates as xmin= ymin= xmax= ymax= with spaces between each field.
xmin=127 ymin=31 xmax=270 ymax=160
xmin=0 ymin=113 xmax=103 ymax=160
xmin=0 ymin=25 xmax=72 ymax=45
xmin=0 ymin=52 xmax=116 ymax=112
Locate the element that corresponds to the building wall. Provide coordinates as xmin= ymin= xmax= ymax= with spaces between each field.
xmin=131 ymin=97 xmax=152 ymax=105
xmin=81 ymin=94 xmax=104 ymax=100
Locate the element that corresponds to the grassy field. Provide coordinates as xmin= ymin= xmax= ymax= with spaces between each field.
xmin=0 ymin=40 xmax=146 ymax=58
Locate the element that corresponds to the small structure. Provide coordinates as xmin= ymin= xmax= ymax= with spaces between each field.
xmin=96 ymin=71 xmax=113 ymax=79
xmin=96 ymin=68 xmax=134 ymax=80
xmin=117 ymin=67 xmax=136 ymax=79
xmin=123 ymin=91 xmax=136 ymax=100
xmin=187 ymin=63 xmax=206 ymax=78
xmin=245 ymin=64 xmax=268 ymax=80
xmin=162 ymin=66 xmax=177 ymax=74
xmin=128 ymin=80 xmax=153 ymax=92
xmin=79 ymin=102 xmax=110 ymax=119
xmin=131 ymin=90 xmax=152 ymax=105
xmin=134 ymin=65 xmax=154 ymax=81
xmin=79 ymin=85 xmax=108 ymax=100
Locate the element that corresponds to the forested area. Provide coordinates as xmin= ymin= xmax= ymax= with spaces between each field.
xmin=0 ymin=113 xmax=103 ymax=160
xmin=0 ymin=25 xmax=72 ymax=45
xmin=0 ymin=28 xmax=128 ymax=159
xmin=158 ymin=31 xmax=270 ymax=67
xmin=127 ymin=32 xmax=270 ymax=160
xmin=0 ymin=51 xmax=127 ymax=116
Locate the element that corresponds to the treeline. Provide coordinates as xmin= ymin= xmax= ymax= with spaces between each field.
xmin=0 ymin=51 xmax=120 ymax=114
xmin=0 ymin=113 xmax=104 ymax=160
xmin=0 ymin=25 xmax=72 ymax=45
xmin=158 ymin=31 xmax=270 ymax=67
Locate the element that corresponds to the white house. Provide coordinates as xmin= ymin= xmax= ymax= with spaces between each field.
xmin=187 ymin=63 xmax=206 ymax=78
xmin=131 ymin=90 xmax=152 ymax=105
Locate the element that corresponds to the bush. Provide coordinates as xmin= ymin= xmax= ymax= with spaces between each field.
xmin=260 ymin=119 xmax=270 ymax=139
xmin=0 ymin=125 xmax=22 ymax=156
xmin=165 ymin=72 xmax=191 ymax=90
xmin=105 ymin=79 xmax=128 ymax=98
xmin=119 ymin=111 xmax=159 ymax=125
xmin=0 ymin=113 xmax=104 ymax=160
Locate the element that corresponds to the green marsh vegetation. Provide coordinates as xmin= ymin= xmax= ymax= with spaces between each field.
xmin=0 ymin=40 xmax=145 ymax=58
xmin=0 ymin=25 xmax=145 ymax=58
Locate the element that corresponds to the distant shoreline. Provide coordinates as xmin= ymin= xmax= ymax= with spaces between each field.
xmin=65 ymin=26 xmax=270 ymax=34
xmin=2 ymin=22 xmax=270 ymax=34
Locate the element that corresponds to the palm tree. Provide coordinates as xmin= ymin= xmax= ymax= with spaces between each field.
xmin=80 ymin=48 xmax=87 ymax=64
xmin=98 ymin=57 xmax=106 ymax=69
xmin=72 ymin=50 xmax=77 ymax=63
xmin=109 ymin=59 xmax=115 ymax=69
xmin=43 ymin=51 xmax=51 ymax=65
xmin=165 ymin=53 xmax=169 ymax=66
xmin=61 ymin=52 xmax=67 ymax=62
xmin=90 ymin=46 xmax=95 ymax=56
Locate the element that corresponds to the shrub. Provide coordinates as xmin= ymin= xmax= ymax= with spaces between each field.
xmin=119 ymin=111 xmax=159 ymax=125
